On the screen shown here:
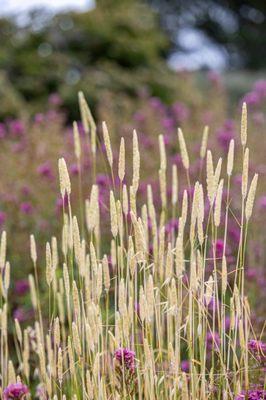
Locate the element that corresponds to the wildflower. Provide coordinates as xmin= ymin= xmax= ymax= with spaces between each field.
xmin=248 ymin=340 xmax=266 ymax=354
xmin=9 ymin=119 xmax=25 ymax=136
xmin=48 ymin=93 xmax=62 ymax=106
xmin=181 ymin=360 xmax=189 ymax=372
xmin=20 ymin=202 xmax=33 ymax=215
xmin=15 ymin=279 xmax=30 ymax=296
xmin=69 ymin=163 xmax=79 ymax=176
xmin=37 ymin=162 xmax=53 ymax=179
xmin=235 ymin=389 xmax=266 ymax=399
xmin=114 ymin=348 xmax=135 ymax=372
xmin=217 ymin=120 xmax=235 ymax=151
xmin=206 ymin=331 xmax=221 ymax=350
xmin=34 ymin=113 xmax=45 ymax=124
xmin=172 ymin=101 xmax=189 ymax=122
xmin=3 ymin=382 xmax=29 ymax=399
xmin=35 ymin=384 xmax=47 ymax=399
xmin=248 ymin=340 xmax=266 ymax=363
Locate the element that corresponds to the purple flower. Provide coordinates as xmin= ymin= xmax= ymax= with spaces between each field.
xmin=48 ymin=93 xmax=62 ymax=106
xmin=258 ymin=196 xmax=266 ymax=210
xmin=20 ymin=202 xmax=33 ymax=215
xmin=242 ymin=91 xmax=260 ymax=107
xmin=35 ymin=384 xmax=47 ymax=400
xmin=3 ymin=382 xmax=29 ymax=399
xmin=248 ymin=340 xmax=266 ymax=355
xmin=114 ymin=348 xmax=135 ymax=371
xmin=181 ymin=360 xmax=189 ymax=372
xmin=206 ymin=331 xmax=221 ymax=350
xmin=235 ymin=389 xmax=266 ymax=399
xmin=9 ymin=119 xmax=25 ymax=136
xmin=216 ymin=120 xmax=235 ymax=151
xmin=133 ymin=111 xmax=145 ymax=123
xmin=69 ymin=163 xmax=79 ymax=175
xmin=248 ymin=341 xmax=266 ymax=368
xmin=165 ymin=218 xmax=179 ymax=235
xmin=34 ymin=113 xmax=45 ymax=124
xmin=15 ymin=279 xmax=30 ymax=296
xmin=149 ymin=97 xmax=163 ymax=111
xmin=172 ymin=101 xmax=189 ymax=122
xmin=15 ymin=307 xmax=34 ymax=322
xmin=37 ymin=162 xmax=53 ymax=179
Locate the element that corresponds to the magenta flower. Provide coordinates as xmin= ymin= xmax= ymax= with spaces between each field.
xmin=34 ymin=113 xmax=45 ymax=124
xmin=248 ymin=340 xmax=266 ymax=353
xmin=206 ymin=331 xmax=221 ymax=350
xmin=235 ymin=389 xmax=266 ymax=399
xmin=48 ymin=93 xmax=62 ymax=106
xmin=181 ymin=360 xmax=189 ymax=372
xmin=20 ymin=202 xmax=33 ymax=215
xmin=37 ymin=162 xmax=53 ymax=179
xmin=248 ymin=339 xmax=266 ymax=364
xmin=69 ymin=163 xmax=79 ymax=176
xmin=9 ymin=119 xmax=25 ymax=136
xmin=114 ymin=348 xmax=135 ymax=372
xmin=15 ymin=279 xmax=30 ymax=296
xmin=3 ymin=382 xmax=29 ymax=399
xmin=172 ymin=101 xmax=189 ymax=122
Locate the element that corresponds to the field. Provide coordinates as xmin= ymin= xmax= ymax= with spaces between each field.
xmin=0 ymin=76 xmax=266 ymax=398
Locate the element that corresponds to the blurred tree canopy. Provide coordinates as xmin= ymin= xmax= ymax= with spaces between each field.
xmin=0 ymin=0 xmax=188 ymax=120
xmin=147 ymin=0 xmax=266 ymax=70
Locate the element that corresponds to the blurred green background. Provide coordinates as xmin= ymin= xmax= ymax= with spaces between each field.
xmin=1 ymin=0 xmax=265 ymax=121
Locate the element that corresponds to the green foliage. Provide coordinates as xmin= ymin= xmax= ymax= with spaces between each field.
xmin=0 ymin=0 xmax=182 ymax=120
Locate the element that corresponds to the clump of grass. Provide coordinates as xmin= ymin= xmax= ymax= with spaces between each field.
xmin=0 ymin=98 xmax=265 ymax=400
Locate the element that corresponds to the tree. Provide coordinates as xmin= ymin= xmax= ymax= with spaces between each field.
xmin=146 ymin=0 xmax=266 ymax=69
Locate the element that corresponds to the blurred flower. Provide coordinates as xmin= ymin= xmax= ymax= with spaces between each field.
xmin=13 ymin=307 xmax=34 ymax=322
xmin=242 ymin=91 xmax=260 ymax=107
xmin=216 ymin=120 xmax=235 ymax=151
xmin=235 ymin=389 xmax=266 ymax=399
xmin=248 ymin=340 xmax=266 ymax=356
xmin=133 ymin=111 xmax=145 ymax=123
xmin=69 ymin=163 xmax=79 ymax=176
xmin=35 ymin=384 xmax=47 ymax=400
xmin=20 ymin=202 xmax=33 ymax=215
xmin=56 ymin=195 xmax=68 ymax=213
xmin=15 ymin=279 xmax=29 ymax=296
xmin=3 ymin=382 xmax=29 ymax=399
xmin=258 ymin=196 xmax=266 ymax=210
xmin=48 ymin=93 xmax=62 ymax=106
xmin=206 ymin=331 xmax=221 ymax=350
xmin=114 ymin=348 xmax=135 ymax=372
xmin=181 ymin=360 xmax=189 ymax=372
xmin=37 ymin=162 xmax=53 ymax=180
xmin=34 ymin=113 xmax=45 ymax=124
xmin=165 ymin=218 xmax=179 ymax=235
xmin=172 ymin=101 xmax=189 ymax=122
xmin=9 ymin=119 xmax=25 ymax=136
xmin=149 ymin=97 xmax=163 ymax=111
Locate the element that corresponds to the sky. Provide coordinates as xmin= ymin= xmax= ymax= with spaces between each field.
xmin=0 ymin=0 xmax=94 ymax=15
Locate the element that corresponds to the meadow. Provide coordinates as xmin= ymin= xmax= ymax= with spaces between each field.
xmin=0 ymin=78 xmax=266 ymax=399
